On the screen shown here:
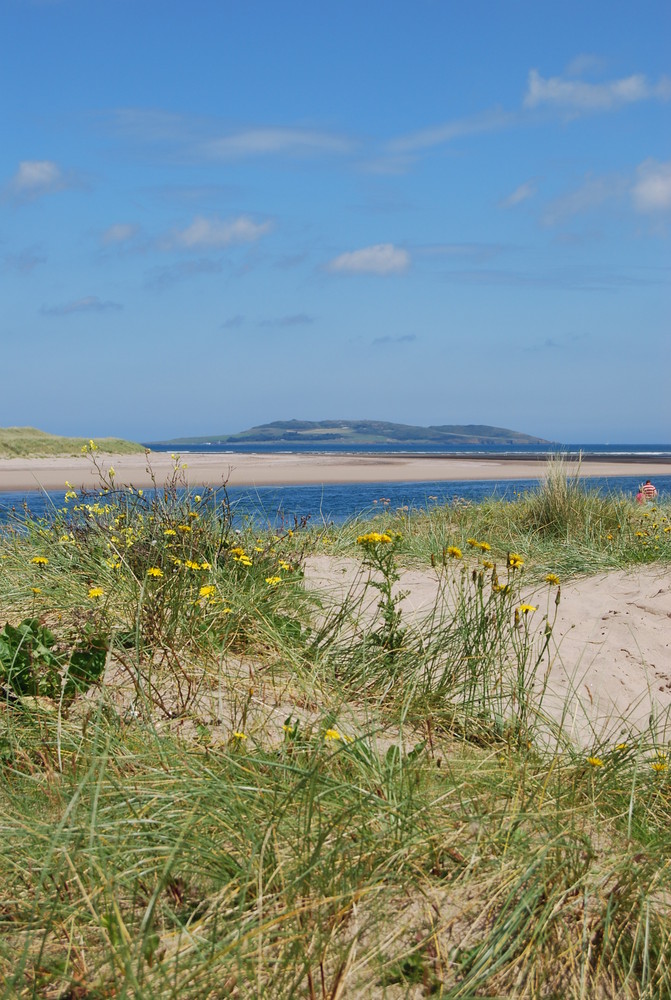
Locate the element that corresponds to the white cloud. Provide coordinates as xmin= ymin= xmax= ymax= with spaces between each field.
xmin=632 ymin=159 xmax=671 ymax=213
xmin=41 ymin=296 xmax=122 ymax=316
xmin=501 ymin=180 xmax=537 ymax=208
xmin=102 ymin=223 xmax=139 ymax=245
xmin=7 ymin=160 xmax=70 ymax=200
xmin=524 ymin=69 xmax=671 ymax=112
xmin=172 ymin=215 xmax=273 ymax=249
xmin=328 ymin=244 xmax=410 ymax=275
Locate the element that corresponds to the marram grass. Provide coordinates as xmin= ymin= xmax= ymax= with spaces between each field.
xmin=1 ymin=460 xmax=670 ymax=998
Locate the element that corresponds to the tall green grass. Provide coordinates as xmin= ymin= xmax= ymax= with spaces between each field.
xmin=1 ymin=462 xmax=670 ymax=997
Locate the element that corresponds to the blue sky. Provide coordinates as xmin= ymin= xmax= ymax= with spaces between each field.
xmin=1 ymin=0 xmax=669 ymax=443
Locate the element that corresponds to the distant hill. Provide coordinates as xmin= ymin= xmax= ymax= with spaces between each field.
xmin=0 ymin=427 xmax=145 ymax=459
xmin=153 ymin=420 xmax=550 ymax=448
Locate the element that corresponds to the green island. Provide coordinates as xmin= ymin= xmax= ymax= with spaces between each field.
xmin=152 ymin=418 xmax=550 ymax=448
xmin=0 ymin=427 xmax=145 ymax=459
xmin=1 ymin=456 xmax=670 ymax=997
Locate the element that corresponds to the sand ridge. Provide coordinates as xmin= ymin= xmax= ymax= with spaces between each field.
xmin=1 ymin=450 xmax=670 ymax=493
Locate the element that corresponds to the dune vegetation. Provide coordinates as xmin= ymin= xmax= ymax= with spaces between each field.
xmin=0 ymin=428 xmax=144 ymax=459
xmin=1 ymin=451 xmax=670 ymax=998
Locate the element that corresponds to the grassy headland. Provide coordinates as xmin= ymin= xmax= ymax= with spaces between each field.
xmin=0 ymin=427 xmax=145 ymax=459
xmin=1 ymin=454 xmax=670 ymax=998
xmin=152 ymin=418 xmax=550 ymax=448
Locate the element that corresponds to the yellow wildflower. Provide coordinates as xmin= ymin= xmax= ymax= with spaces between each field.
xmin=507 ymin=552 xmax=524 ymax=570
xmin=357 ymin=532 xmax=393 ymax=545
xmin=446 ymin=546 xmax=462 ymax=559
xmin=517 ymin=604 xmax=537 ymax=614
xmin=177 ymin=524 xmax=191 ymax=533
xmin=199 ymin=585 xmax=216 ymax=598
xmin=31 ymin=587 xmax=41 ymax=595
xmin=88 ymin=587 xmax=104 ymax=599
xmin=587 ymin=756 xmax=604 ymax=767
xmin=30 ymin=556 xmax=49 ymax=566
xmin=147 ymin=567 xmax=164 ymax=578
xmin=545 ymin=573 xmax=560 ymax=585
xmin=324 ymin=728 xmax=342 ymax=742
xmin=231 ymin=731 xmax=247 ymax=741
xmin=199 ymin=561 xmax=211 ymax=570
xmin=164 ymin=529 xmax=177 ymax=536
xmin=265 ymin=576 xmax=282 ymax=586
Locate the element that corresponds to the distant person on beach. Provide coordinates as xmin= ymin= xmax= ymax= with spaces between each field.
xmin=641 ymin=479 xmax=658 ymax=501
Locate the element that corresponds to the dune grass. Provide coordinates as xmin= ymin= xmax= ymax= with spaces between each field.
xmin=0 ymin=427 xmax=145 ymax=459
xmin=1 ymin=457 xmax=670 ymax=998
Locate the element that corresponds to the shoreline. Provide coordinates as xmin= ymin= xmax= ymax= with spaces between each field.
xmin=1 ymin=451 xmax=671 ymax=494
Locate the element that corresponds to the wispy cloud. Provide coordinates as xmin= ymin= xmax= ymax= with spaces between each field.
xmin=221 ymin=315 xmax=245 ymax=329
xmin=442 ymin=265 xmax=661 ymax=291
xmin=102 ymin=223 xmax=140 ymax=245
xmin=145 ymin=258 xmax=223 ymax=290
xmin=328 ymin=243 xmax=410 ymax=275
xmin=259 ymin=313 xmax=314 ymax=327
xmin=541 ymin=175 xmax=627 ymax=225
xmin=109 ymin=109 xmax=355 ymax=162
xmin=632 ymin=159 xmax=671 ymax=213
xmin=371 ymin=333 xmax=417 ymax=345
xmin=5 ymin=160 xmax=79 ymax=202
xmin=524 ymin=69 xmax=671 ymax=112
xmin=1 ymin=247 xmax=46 ymax=272
xmin=501 ymin=180 xmax=537 ymax=208
xmin=41 ymin=296 xmax=122 ymax=316
xmin=415 ymin=242 xmax=504 ymax=262
xmin=388 ymin=108 xmax=515 ymax=155
xmin=169 ymin=215 xmax=273 ymax=250
xmin=201 ymin=128 xmax=353 ymax=160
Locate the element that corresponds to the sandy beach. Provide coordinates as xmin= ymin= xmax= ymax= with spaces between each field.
xmin=1 ymin=451 xmax=670 ymax=493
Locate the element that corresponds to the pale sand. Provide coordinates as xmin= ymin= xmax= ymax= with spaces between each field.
xmin=1 ymin=451 xmax=670 ymax=493
xmin=305 ymin=556 xmax=671 ymax=745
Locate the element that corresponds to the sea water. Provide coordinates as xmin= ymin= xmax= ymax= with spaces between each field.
xmin=2 ymin=473 xmax=670 ymax=529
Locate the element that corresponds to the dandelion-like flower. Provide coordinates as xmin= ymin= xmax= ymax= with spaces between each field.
xmin=357 ymin=532 xmax=393 ymax=545
xmin=231 ymin=731 xmax=247 ymax=741
xmin=199 ymin=585 xmax=216 ymax=598
xmin=30 ymin=556 xmax=49 ymax=566
xmin=265 ymin=576 xmax=282 ymax=586
xmin=587 ymin=756 xmax=604 ymax=768
xmin=545 ymin=573 xmax=560 ymax=586
xmin=517 ymin=604 xmax=537 ymax=615
xmin=88 ymin=587 xmax=104 ymax=599
xmin=147 ymin=567 xmax=164 ymax=578
xmin=507 ymin=553 xmax=524 ymax=570
xmin=446 ymin=546 xmax=462 ymax=559
xmin=164 ymin=529 xmax=176 ymax=536
xmin=31 ymin=587 xmax=41 ymax=595
xmin=324 ymin=728 xmax=342 ymax=742
xmin=651 ymin=760 xmax=668 ymax=772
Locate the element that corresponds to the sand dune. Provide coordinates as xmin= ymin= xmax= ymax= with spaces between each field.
xmin=305 ymin=556 xmax=671 ymax=746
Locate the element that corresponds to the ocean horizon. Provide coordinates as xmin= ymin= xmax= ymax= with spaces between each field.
xmin=143 ymin=441 xmax=671 ymax=458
